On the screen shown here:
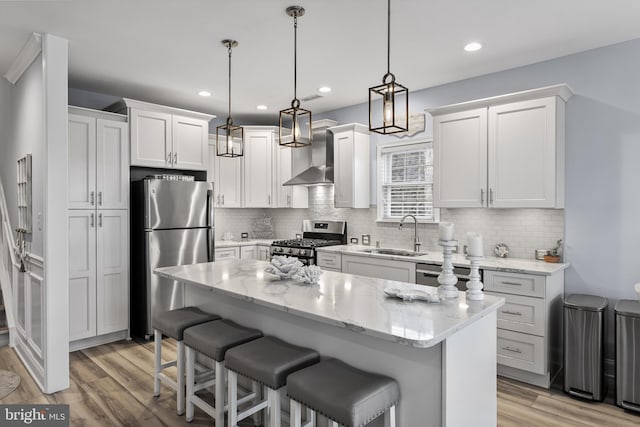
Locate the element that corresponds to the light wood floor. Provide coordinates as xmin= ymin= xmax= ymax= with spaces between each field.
xmin=1 ymin=339 xmax=639 ymax=426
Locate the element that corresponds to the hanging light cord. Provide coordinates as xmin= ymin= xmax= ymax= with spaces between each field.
xmin=387 ymin=0 xmax=391 ymax=75
xmin=227 ymin=44 xmax=233 ymax=124
xmin=292 ymin=13 xmax=300 ymax=108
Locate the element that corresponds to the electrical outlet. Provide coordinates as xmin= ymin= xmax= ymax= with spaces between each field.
xmin=362 ymin=234 xmax=371 ymax=246
xmin=37 ymin=212 xmax=42 ymax=230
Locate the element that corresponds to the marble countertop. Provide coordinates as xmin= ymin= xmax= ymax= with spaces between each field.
xmin=316 ymin=245 xmax=569 ymax=275
xmin=215 ymin=239 xmax=275 ymax=248
xmin=155 ymin=260 xmax=504 ymax=349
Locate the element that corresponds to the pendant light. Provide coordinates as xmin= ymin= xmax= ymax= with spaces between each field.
xmin=216 ymin=39 xmax=244 ymax=157
xmin=368 ymin=0 xmax=408 ymax=134
xmin=279 ymin=6 xmax=312 ymax=147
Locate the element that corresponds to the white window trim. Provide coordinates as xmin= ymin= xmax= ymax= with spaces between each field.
xmin=376 ymin=138 xmax=440 ymax=224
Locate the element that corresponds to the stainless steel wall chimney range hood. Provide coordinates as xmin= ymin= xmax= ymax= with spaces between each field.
xmin=283 ymin=119 xmax=337 ymax=186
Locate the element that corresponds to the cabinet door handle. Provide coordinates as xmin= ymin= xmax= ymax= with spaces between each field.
xmin=268 ymin=195 xmax=271 ymax=206
xmin=174 ymin=152 xmax=178 ymax=165
xmin=98 ymin=191 xmax=103 ymax=206
xmin=217 ymin=195 xmax=220 ymax=205
xmin=502 ymin=346 xmax=522 ymax=354
xmin=287 ymin=195 xmax=291 ymax=206
xmin=480 ymin=188 xmax=484 ymax=206
xmin=98 ymin=213 xmax=103 ymax=227
xmin=501 ymin=310 xmax=523 ymax=316
xmin=489 ymin=188 xmax=494 ymax=205
xmin=167 ymin=152 xmax=172 ymax=165
xmin=221 ymin=194 xmax=225 ymax=205
xmin=90 ymin=213 xmax=95 ymax=228
xmin=90 ymin=191 xmax=95 ymax=206
xmin=501 ymin=281 xmax=522 ymax=286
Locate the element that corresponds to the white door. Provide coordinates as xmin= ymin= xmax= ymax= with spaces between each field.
xmin=275 ymin=145 xmax=292 ymax=207
xmin=215 ymin=155 xmax=243 ymax=207
xmin=130 ymin=108 xmax=171 ymax=168
xmin=257 ymin=246 xmax=271 ymax=261
xmin=68 ymin=114 xmax=96 ymax=209
xmin=433 ymin=108 xmax=488 ymax=208
xmin=243 ymin=130 xmax=273 ymax=207
xmin=96 ymin=119 xmax=128 ymax=210
xmin=172 ymin=115 xmax=208 ymax=170
xmin=68 ymin=210 xmax=97 ymax=341
xmin=488 ymin=97 xmax=557 ymax=208
xmin=96 ymin=210 xmax=128 ymax=335
xmin=334 ymin=131 xmax=354 ymax=208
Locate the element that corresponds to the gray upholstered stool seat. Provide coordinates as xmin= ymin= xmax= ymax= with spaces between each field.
xmin=153 ymin=306 xmax=220 ymax=340
xmin=287 ymin=358 xmax=400 ymax=427
xmin=225 ymin=336 xmax=320 ymax=427
xmin=151 ymin=307 xmax=220 ymax=415
xmin=183 ymin=319 xmax=263 ymax=425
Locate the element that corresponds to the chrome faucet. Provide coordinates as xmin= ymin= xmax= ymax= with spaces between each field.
xmin=399 ymin=214 xmax=421 ymax=252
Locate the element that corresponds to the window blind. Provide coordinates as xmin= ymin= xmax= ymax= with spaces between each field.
xmin=380 ymin=143 xmax=436 ymax=221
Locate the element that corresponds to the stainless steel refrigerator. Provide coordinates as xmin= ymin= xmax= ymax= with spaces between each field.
xmin=130 ymin=178 xmax=214 ymax=339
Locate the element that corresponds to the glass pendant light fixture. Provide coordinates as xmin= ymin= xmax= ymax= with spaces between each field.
xmin=369 ymin=0 xmax=408 ymax=134
xmin=216 ymin=39 xmax=244 ymax=157
xmin=279 ymin=5 xmax=312 ymax=147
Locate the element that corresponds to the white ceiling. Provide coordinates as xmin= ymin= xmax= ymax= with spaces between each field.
xmin=2 ymin=0 xmax=640 ymax=123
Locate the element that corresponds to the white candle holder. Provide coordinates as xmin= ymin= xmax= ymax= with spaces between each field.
xmin=465 ymin=255 xmax=484 ymax=300
xmin=438 ymin=240 xmax=459 ymax=299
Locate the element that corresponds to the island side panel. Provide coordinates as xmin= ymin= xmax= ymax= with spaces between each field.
xmin=185 ymin=284 xmax=444 ymax=427
xmin=443 ymin=311 xmax=497 ymax=427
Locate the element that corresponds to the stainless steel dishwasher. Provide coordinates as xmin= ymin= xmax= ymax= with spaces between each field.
xmin=415 ymin=263 xmax=477 ymax=291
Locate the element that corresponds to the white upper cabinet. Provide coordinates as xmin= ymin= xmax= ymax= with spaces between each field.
xmin=208 ymin=137 xmax=243 ymax=208
xmin=433 ymin=108 xmax=487 ymax=208
xmin=429 ymin=85 xmax=572 ymax=209
xmin=243 ymin=127 xmax=274 ymax=208
xmin=124 ymin=98 xmax=213 ymax=170
xmin=331 ymin=123 xmax=370 ymax=208
xmin=68 ymin=108 xmax=128 ymax=210
xmin=488 ymin=97 xmax=561 ymax=208
xmin=274 ymin=144 xmax=308 ymax=208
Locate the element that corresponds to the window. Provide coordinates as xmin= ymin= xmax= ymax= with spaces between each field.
xmin=377 ymin=140 xmax=439 ymax=222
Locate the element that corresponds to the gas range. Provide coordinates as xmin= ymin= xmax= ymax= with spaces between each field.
xmin=271 ymin=220 xmax=347 ymax=265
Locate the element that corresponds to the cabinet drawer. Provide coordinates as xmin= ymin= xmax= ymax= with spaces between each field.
xmin=317 ymin=252 xmax=342 ymax=271
xmin=488 ymin=292 xmax=545 ymax=336
xmin=497 ymin=329 xmax=545 ymax=375
xmin=484 ymin=270 xmax=545 ymax=298
xmin=215 ymin=247 xmax=239 ymax=260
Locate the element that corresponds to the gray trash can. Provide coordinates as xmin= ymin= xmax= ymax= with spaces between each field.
xmin=615 ymin=299 xmax=640 ymax=412
xmin=564 ymin=294 xmax=608 ymax=401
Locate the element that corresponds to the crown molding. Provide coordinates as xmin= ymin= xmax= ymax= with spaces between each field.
xmin=4 ymin=33 xmax=42 ymax=84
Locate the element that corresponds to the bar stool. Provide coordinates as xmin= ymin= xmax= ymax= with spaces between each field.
xmin=287 ymin=358 xmax=400 ymax=427
xmin=183 ymin=319 xmax=263 ymax=425
xmin=153 ymin=306 xmax=220 ymax=415
xmin=225 ymin=336 xmax=320 ymax=427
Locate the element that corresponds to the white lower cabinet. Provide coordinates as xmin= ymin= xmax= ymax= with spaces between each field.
xmin=317 ymin=252 xmax=342 ymax=272
xmin=240 ymin=246 xmax=257 ymax=260
xmin=484 ymin=269 xmax=564 ymax=388
xmin=257 ymin=245 xmax=271 ymax=261
xmin=214 ymin=246 xmax=240 ymax=260
xmin=341 ymin=255 xmax=415 ymax=283
xmin=68 ymin=210 xmax=128 ymax=343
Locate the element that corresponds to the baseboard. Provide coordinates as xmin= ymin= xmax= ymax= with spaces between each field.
xmin=70 ymin=330 xmax=129 ymax=352
xmin=498 ymin=365 xmax=551 ymax=389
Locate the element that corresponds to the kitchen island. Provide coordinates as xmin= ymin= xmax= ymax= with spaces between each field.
xmin=155 ymin=259 xmax=504 ymax=427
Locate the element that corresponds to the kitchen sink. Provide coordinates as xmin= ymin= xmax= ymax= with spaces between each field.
xmin=360 ymin=248 xmax=427 ymax=257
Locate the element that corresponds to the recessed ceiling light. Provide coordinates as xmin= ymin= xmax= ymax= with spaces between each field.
xmin=464 ymin=42 xmax=482 ymax=52
xmin=197 ymin=90 xmax=211 ymax=97
xmin=256 ymin=105 xmax=268 ymax=110
xmin=318 ymin=86 xmax=332 ymax=93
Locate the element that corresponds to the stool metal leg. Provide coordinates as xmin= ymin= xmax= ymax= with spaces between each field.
xmin=214 ymin=361 xmax=226 ymax=427
xmin=384 ymin=405 xmax=396 ymax=427
xmin=329 ymin=422 xmax=339 ymax=427
xmin=251 ymin=381 xmax=262 ymax=426
xmin=153 ymin=329 xmax=162 ymax=397
xmin=267 ymin=387 xmax=281 ymax=427
xmin=290 ymin=400 xmax=302 ymax=427
xmin=228 ymin=370 xmax=238 ymax=427
xmin=177 ymin=340 xmax=186 ymax=415
xmin=185 ymin=346 xmax=196 ymax=422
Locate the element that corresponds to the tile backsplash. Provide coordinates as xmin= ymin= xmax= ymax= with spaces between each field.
xmin=216 ymin=186 xmax=565 ymax=260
